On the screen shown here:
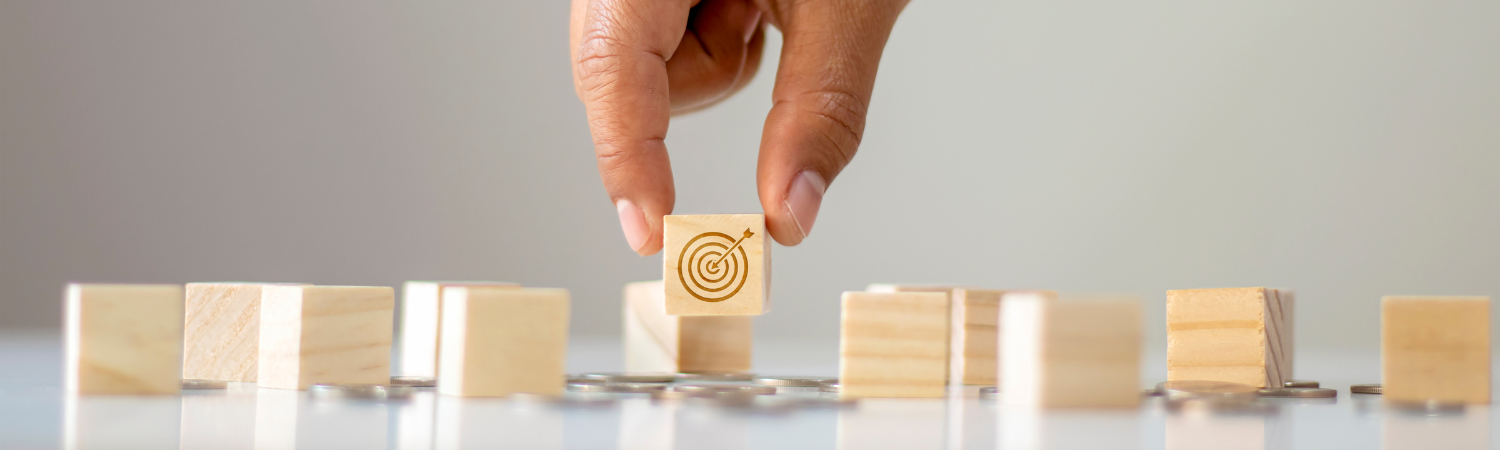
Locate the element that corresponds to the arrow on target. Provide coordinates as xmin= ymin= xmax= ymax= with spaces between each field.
xmin=711 ymin=229 xmax=755 ymax=269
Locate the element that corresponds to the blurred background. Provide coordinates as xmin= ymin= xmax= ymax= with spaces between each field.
xmin=2 ymin=1 xmax=1495 ymax=355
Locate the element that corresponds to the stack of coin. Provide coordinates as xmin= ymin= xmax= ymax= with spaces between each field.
xmin=1350 ymin=384 xmax=1382 ymax=395
xmin=390 ymin=376 xmax=437 ymax=388
xmin=578 ymin=373 xmax=676 ymax=383
xmin=1257 ymin=388 xmax=1337 ymax=398
xmin=567 ymin=381 xmax=667 ymax=393
xmin=309 ymin=383 xmax=414 ymax=400
xmin=677 ymin=371 xmax=755 ymax=382
xmin=752 ymin=376 xmax=835 ymax=387
xmin=181 ymin=379 xmax=228 ymax=390
xmin=674 ymin=384 xmax=776 ymax=396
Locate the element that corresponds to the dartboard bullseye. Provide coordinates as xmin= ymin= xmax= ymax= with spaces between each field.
xmin=677 ymin=229 xmax=755 ymax=302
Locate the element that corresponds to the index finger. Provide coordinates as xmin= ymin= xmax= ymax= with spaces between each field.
xmin=571 ymin=0 xmax=695 ymax=255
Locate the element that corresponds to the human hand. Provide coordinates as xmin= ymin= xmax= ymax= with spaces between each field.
xmin=570 ymin=0 xmax=909 ymax=255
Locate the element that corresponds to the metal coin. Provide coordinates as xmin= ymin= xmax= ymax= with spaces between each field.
xmin=753 ymin=376 xmax=836 ymax=387
xmin=309 ymin=384 xmax=414 ymax=400
xmin=1258 ymin=388 xmax=1337 ymax=398
xmin=677 ymin=371 xmax=755 ymax=382
xmin=978 ymin=386 xmax=999 ymax=400
xmin=577 ymin=373 xmax=676 ymax=383
xmin=674 ymin=384 xmax=777 ymax=395
xmin=181 ymin=379 xmax=228 ymax=390
xmin=1283 ymin=380 xmax=1320 ymax=389
xmin=390 ymin=376 xmax=437 ymax=387
xmin=819 ymin=382 xmax=840 ymax=393
xmin=1350 ymin=384 xmax=1383 ymax=395
xmin=568 ymin=381 xmax=666 ymax=393
xmin=1156 ymin=380 xmax=1259 ymax=402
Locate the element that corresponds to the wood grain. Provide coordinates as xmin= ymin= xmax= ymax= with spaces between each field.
xmin=257 ymin=285 xmax=394 ymax=390
xmin=438 ymin=286 xmax=570 ymax=397
xmin=183 ymin=283 xmax=304 ymax=382
xmin=396 ymin=281 xmax=519 ymax=377
xmin=1166 ymin=287 xmax=1291 ymax=388
xmin=663 ymin=214 xmax=769 ymax=316
xmin=65 ymin=283 xmax=184 ymax=395
xmin=625 ymin=280 xmax=752 ymax=373
xmin=838 ymin=291 xmax=949 ymax=398
xmin=1382 ymin=296 xmax=1490 ymax=404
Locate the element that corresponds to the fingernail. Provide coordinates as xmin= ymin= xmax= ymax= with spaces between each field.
xmin=744 ymin=10 xmax=762 ymax=42
xmin=783 ymin=170 xmax=827 ymax=240
xmin=616 ymin=199 xmax=649 ymax=253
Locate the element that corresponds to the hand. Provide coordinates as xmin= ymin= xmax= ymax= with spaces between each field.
xmin=571 ymin=0 xmax=909 ymax=255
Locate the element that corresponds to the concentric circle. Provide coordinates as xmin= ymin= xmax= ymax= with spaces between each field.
xmin=677 ymin=231 xmax=751 ymax=302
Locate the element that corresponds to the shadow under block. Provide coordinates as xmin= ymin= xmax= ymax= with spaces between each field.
xmin=396 ymin=281 xmax=519 ymax=378
xmin=257 ymin=285 xmax=394 ymax=390
xmin=838 ymin=291 xmax=950 ymax=398
xmin=65 ymin=284 xmax=185 ymax=395
xmin=182 ymin=283 xmax=304 ymax=382
xmin=1001 ymin=293 xmax=1141 ymax=408
xmin=438 ymin=287 xmax=570 ymax=397
xmin=1382 ymin=296 xmax=1491 ymax=404
xmin=1166 ymin=287 xmax=1293 ymax=388
xmin=663 ymin=214 xmax=769 ymax=316
xmin=624 ymin=280 xmax=753 ymax=373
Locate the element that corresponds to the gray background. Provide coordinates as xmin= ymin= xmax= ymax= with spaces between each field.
xmin=2 ymin=1 xmax=1495 ymax=352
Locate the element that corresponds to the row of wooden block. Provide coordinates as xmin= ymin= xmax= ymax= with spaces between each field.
xmin=838 ymin=286 xmax=1144 ymax=407
xmin=66 ymin=282 xmax=570 ymax=397
xmin=838 ymin=286 xmax=1493 ymax=406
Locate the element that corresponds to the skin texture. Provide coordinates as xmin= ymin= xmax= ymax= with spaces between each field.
xmin=571 ymin=0 xmax=910 ymax=255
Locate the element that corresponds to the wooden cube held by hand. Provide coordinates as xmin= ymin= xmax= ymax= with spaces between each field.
xmin=663 ymin=214 xmax=769 ymax=316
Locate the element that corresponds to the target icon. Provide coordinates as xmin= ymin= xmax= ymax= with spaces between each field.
xmin=676 ymin=228 xmax=755 ymax=302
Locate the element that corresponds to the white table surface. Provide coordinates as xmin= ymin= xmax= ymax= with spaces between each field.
xmin=1 ymin=329 xmax=1494 ymax=450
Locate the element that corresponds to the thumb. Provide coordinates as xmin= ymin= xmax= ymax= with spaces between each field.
xmin=756 ymin=0 xmax=908 ymax=246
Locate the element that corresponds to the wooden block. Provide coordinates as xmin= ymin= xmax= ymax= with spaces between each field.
xmin=437 ymin=286 xmax=570 ymax=397
xmin=1001 ymin=293 xmax=1141 ymax=408
xmin=257 ymin=285 xmax=394 ymax=390
xmin=838 ymin=291 xmax=949 ymax=398
xmin=64 ymin=283 xmax=184 ymax=395
xmin=1382 ymin=296 xmax=1490 ymax=404
xmin=182 ymin=282 xmax=305 ymax=382
xmin=396 ymin=281 xmax=519 ymax=377
xmin=663 ymin=214 xmax=769 ymax=316
xmin=624 ymin=280 xmax=753 ymax=373
xmin=1166 ymin=287 xmax=1292 ymax=388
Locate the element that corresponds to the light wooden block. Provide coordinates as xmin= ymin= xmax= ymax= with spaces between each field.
xmin=624 ymin=280 xmax=753 ymax=373
xmin=257 ymin=285 xmax=394 ymax=390
xmin=865 ymin=285 xmax=963 ymax=385
xmin=663 ymin=214 xmax=769 ymax=316
xmin=396 ymin=281 xmax=519 ymax=378
xmin=182 ymin=282 xmax=305 ymax=382
xmin=1382 ymin=296 xmax=1490 ymax=404
xmin=438 ymin=286 xmax=570 ymax=397
xmin=64 ymin=283 xmax=184 ymax=395
xmin=838 ymin=291 xmax=950 ymax=398
xmin=1166 ymin=287 xmax=1292 ymax=388
xmin=1001 ymin=293 xmax=1141 ymax=408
